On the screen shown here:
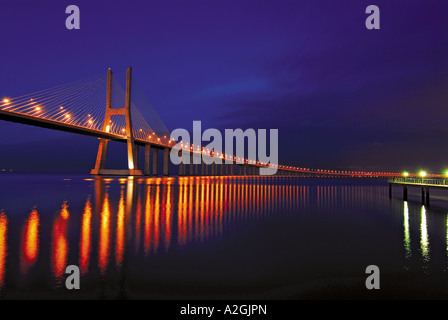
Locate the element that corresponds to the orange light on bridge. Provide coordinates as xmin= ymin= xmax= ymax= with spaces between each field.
xmin=2 ymin=98 xmax=9 ymax=104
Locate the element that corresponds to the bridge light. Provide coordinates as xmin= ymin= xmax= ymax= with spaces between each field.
xmin=35 ymin=106 xmax=41 ymax=111
xmin=403 ymin=171 xmax=409 ymax=177
xmin=65 ymin=114 xmax=70 ymax=119
xmin=445 ymin=170 xmax=448 ymax=177
xmin=2 ymin=98 xmax=10 ymax=104
xmin=419 ymin=171 xmax=427 ymax=178
xmin=106 ymin=125 xmax=110 ymax=133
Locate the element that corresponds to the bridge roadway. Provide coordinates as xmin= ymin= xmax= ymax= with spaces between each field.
xmin=0 ymin=107 xmax=398 ymax=178
xmin=0 ymin=108 xmax=273 ymax=176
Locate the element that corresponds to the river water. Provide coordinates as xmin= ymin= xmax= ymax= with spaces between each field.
xmin=0 ymin=174 xmax=447 ymax=299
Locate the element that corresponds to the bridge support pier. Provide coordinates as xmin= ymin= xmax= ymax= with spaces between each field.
xmin=179 ymin=162 xmax=184 ymax=176
xmin=152 ymin=148 xmax=158 ymax=176
xmin=426 ymin=187 xmax=430 ymax=206
xmin=90 ymin=67 xmax=142 ymax=176
xmin=190 ymin=153 xmax=194 ymax=176
xmin=194 ymin=153 xmax=200 ymax=175
xmin=389 ymin=184 xmax=392 ymax=198
xmin=144 ymin=145 xmax=151 ymax=176
xmin=403 ymin=187 xmax=408 ymax=201
xmin=163 ymin=148 xmax=170 ymax=176
xmin=421 ymin=187 xmax=425 ymax=204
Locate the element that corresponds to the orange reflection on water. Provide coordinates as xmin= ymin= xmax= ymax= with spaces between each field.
xmin=52 ymin=202 xmax=69 ymax=283
xmin=21 ymin=209 xmax=39 ymax=274
xmin=144 ymin=186 xmax=152 ymax=256
xmin=153 ymin=186 xmax=160 ymax=253
xmin=116 ymin=189 xmax=125 ymax=267
xmin=99 ymin=193 xmax=111 ymax=274
xmin=164 ymin=184 xmax=172 ymax=251
xmin=79 ymin=199 xmax=92 ymax=275
xmin=177 ymin=182 xmax=186 ymax=246
xmin=0 ymin=212 xmax=7 ymax=291
xmin=135 ymin=191 xmax=142 ymax=253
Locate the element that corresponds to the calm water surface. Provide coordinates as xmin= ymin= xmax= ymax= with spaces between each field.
xmin=0 ymin=174 xmax=448 ymax=299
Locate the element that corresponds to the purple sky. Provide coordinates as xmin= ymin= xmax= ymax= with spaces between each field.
xmin=0 ymin=0 xmax=447 ymax=173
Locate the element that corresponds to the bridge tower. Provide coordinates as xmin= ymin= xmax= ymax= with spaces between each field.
xmin=90 ymin=67 xmax=143 ymax=176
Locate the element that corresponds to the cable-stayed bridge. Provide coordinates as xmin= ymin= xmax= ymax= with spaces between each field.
xmin=0 ymin=67 xmax=401 ymax=178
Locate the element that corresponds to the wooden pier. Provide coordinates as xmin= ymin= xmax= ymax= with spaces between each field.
xmin=388 ymin=177 xmax=448 ymax=206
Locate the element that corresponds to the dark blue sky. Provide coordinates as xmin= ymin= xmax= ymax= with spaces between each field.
xmin=0 ymin=0 xmax=447 ymax=173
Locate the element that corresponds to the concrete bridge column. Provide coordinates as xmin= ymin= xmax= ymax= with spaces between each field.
xmin=425 ymin=187 xmax=430 ymax=206
xmin=403 ymin=186 xmax=407 ymax=201
xmin=134 ymin=146 xmax=140 ymax=171
xmin=194 ymin=153 xmax=200 ymax=175
xmin=179 ymin=162 xmax=184 ymax=176
xmin=163 ymin=148 xmax=170 ymax=176
xmin=152 ymin=148 xmax=158 ymax=176
xmin=189 ymin=153 xmax=194 ymax=176
xmin=144 ymin=145 xmax=151 ymax=176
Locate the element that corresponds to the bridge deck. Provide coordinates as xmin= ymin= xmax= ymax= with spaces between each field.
xmin=0 ymin=109 xmax=167 ymax=149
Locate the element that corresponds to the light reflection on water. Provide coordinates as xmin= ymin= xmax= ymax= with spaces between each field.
xmin=0 ymin=175 xmax=448 ymax=298
xmin=0 ymin=212 xmax=7 ymax=291
xmin=21 ymin=209 xmax=39 ymax=274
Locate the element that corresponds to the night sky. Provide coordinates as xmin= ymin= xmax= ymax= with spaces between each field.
xmin=0 ymin=0 xmax=447 ymax=173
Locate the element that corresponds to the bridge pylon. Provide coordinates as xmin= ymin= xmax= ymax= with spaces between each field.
xmin=90 ymin=67 xmax=143 ymax=176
